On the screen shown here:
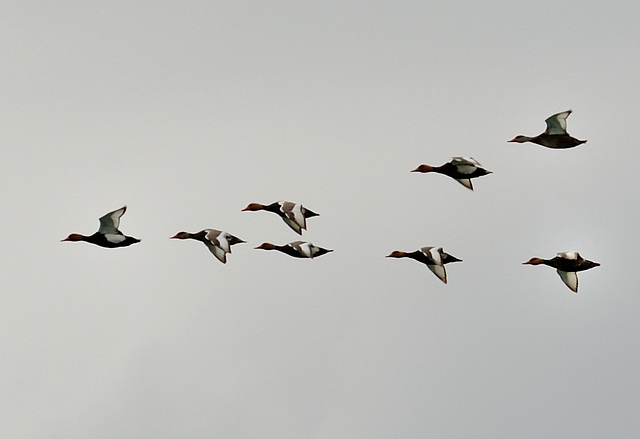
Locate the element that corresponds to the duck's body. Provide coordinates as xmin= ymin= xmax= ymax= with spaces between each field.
xmin=170 ymin=229 xmax=245 ymax=263
xmin=509 ymin=110 xmax=587 ymax=149
xmin=523 ymin=251 xmax=600 ymax=292
xmin=412 ymin=157 xmax=492 ymax=190
xmin=387 ymin=247 xmax=462 ymax=284
xmin=242 ymin=201 xmax=319 ymax=235
xmin=255 ymin=241 xmax=332 ymax=259
xmin=61 ymin=206 xmax=140 ymax=248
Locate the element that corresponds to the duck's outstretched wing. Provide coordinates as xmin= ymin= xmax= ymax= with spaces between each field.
xmin=545 ymin=110 xmax=572 ymax=135
xmin=454 ymin=178 xmax=474 ymax=190
xmin=203 ymin=230 xmax=234 ymax=263
xmin=451 ymin=156 xmax=482 ymax=168
xmin=281 ymin=202 xmax=306 ymax=234
xmin=557 ymin=270 xmax=579 ymax=293
xmin=98 ymin=206 xmax=126 ymax=234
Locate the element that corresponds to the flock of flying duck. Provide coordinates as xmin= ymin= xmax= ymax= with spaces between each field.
xmin=61 ymin=110 xmax=600 ymax=293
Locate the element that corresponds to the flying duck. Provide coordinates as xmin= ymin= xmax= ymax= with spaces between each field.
xmin=61 ymin=206 xmax=140 ymax=248
xmin=386 ymin=247 xmax=462 ymax=284
xmin=508 ymin=110 xmax=587 ymax=149
xmin=170 ymin=229 xmax=246 ymax=264
xmin=242 ymin=201 xmax=319 ymax=235
xmin=522 ymin=251 xmax=600 ymax=292
xmin=255 ymin=241 xmax=332 ymax=259
xmin=411 ymin=157 xmax=492 ymax=190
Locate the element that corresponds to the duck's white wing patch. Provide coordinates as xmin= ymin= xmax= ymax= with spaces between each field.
xmin=427 ymin=247 xmax=443 ymax=265
xmin=98 ymin=206 xmax=126 ymax=233
xmin=290 ymin=241 xmax=313 ymax=258
xmin=283 ymin=217 xmax=303 ymax=234
xmin=545 ymin=110 xmax=571 ymax=135
xmin=202 ymin=230 xmax=229 ymax=263
xmin=452 ymin=157 xmax=481 ymax=168
xmin=557 ymin=270 xmax=578 ymax=292
xmin=455 ymin=165 xmax=476 ymax=175
xmin=207 ymin=230 xmax=231 ymax=253
xmin=285 ymin=203 xmax=306 ymax=231
xmin=104 ymin=233 xmax=126 ymax=244
xmin=279 ymin=202 xmax=305 ymax=234
xmin=557 ymin=251 xmax=579 ymax=260
xmin=300 ymin=243 xmax=314 ymax=258
xmin=207 ymin=244 xmax=228 ymax=263
xmin=428 ymin=264 xmax=448 ymax=284
xmin=451 ymin=157 xmax=479 ymax=175
xmin=455 ymin=179 xmax=474 ymax=190
xmin=308 ymin=244 xmax=323 ymax=258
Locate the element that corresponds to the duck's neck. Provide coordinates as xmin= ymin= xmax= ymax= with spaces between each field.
xmin=263 ymin=202 xmax=282 ymax=213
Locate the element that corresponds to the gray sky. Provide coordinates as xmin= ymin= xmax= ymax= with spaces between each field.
xmin=2 ymin=1 xmax=639 ymax=437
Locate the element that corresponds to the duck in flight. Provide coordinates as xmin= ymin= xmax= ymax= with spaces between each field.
xmin=522 ymin=251 xmax=600 ymax=292
xmin=508 ymin=110 xmax=587 ymax=149
xmin=61 ymin=206 xmax=140 ymax=248
xmin=255 ymin=241 xmax=332 ymax=259
xmin=170 ymin=229 xmax=245 ymax=264
xmin=386 ymin=247 xmax=462 ymax=284
xmin=242 ymin=201 xmax=319 ymax=235
xmin=411 ymin=157 xmax=492 ymax=190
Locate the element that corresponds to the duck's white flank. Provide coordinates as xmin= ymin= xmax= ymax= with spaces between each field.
xmin=104 ymin=233 xmax=126 ymax=244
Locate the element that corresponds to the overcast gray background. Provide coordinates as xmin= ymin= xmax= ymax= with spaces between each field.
xmin=2 ymin=1 xmax=639 ymax=437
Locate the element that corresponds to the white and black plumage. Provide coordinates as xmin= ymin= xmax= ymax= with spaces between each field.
xmin=61 ymin=206 xmax=140 ymax=248
xmin=242 ymin=201 xmax=319 ymax=234
xmin=387 ymin=246 xmax=462 ymax=284
xmin=255 ymin=241 xmax=332 ymax=259
xmin=412 ymin=157 xmax=492 ymax=190
xmin=523 ymin=251 xmax=600 ymax=292
xmin=170 ymin=229 xmax=246 ymax=263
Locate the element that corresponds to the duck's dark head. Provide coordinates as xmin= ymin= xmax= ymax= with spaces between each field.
xmin=242 ymin=203 xmax=264 ymax=212
xmin=170 ymin=232 xmax=191 ymax=240
xmin=411 ymin=164 xmax=434 ymax=173
xmin=508 ymin=135 xmax=531 ymax=143
xmin=61 ymin=233 xmax=85 ymax=242
xmin=386 ymin=250 xmax=407 ymax=258
xmin=522 ymin=257 xmax=545 ymax=265
xmin=255 ymin=242 xmax=276 ymax=250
